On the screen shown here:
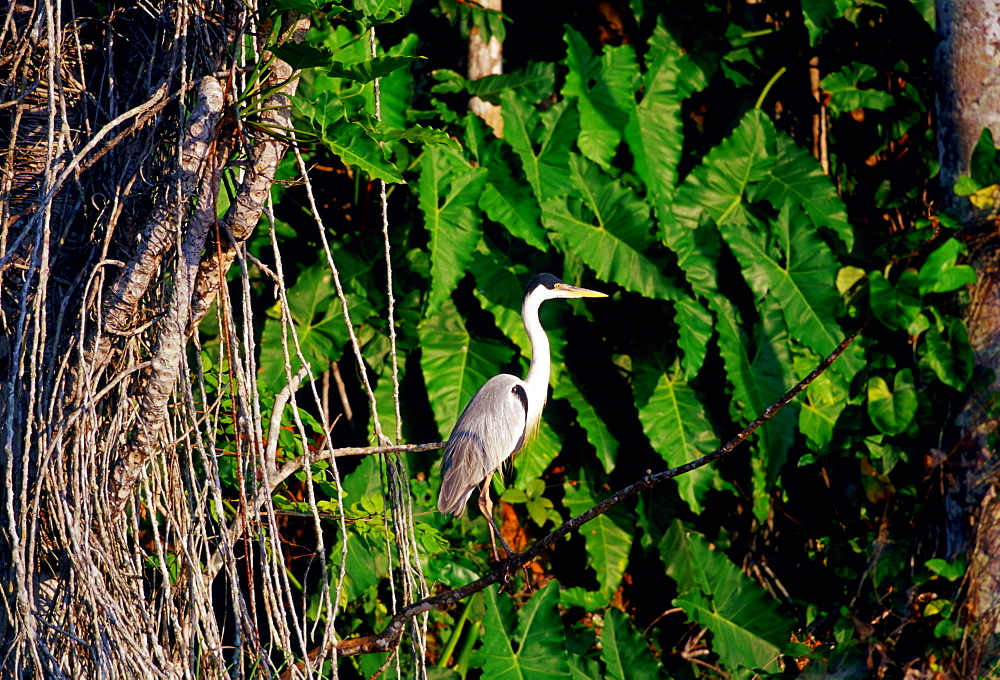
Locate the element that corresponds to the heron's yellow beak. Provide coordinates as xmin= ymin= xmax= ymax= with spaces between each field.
xmin=554 ymin=283 xmax=608 ymax=298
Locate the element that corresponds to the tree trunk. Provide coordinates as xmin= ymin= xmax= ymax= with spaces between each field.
xmin=935 ymin=0 xmax=1000 ymax=671
xmin=467 ymin=0 xmax=503 ymax=136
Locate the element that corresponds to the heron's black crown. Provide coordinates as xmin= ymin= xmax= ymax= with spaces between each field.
xmin=526 ymin=273 xmax=562 ymax=295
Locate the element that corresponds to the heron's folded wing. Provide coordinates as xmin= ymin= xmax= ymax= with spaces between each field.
xmin=437 ymin=375 xmax=527 ymax=516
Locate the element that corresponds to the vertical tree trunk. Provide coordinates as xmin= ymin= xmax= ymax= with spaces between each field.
xmin=467 ymin=0 xmax=503 ymax=136
xmin=935 ymin=0 xmax=1000 ymax=671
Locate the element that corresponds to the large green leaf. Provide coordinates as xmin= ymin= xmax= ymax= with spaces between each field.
xmin=259 ymin=263 xmax=372 ymax=392
xmin=553 ymin=374 xmax=620 ymax=474
xmin=917 ymin=238 xmax=977 ymax=295
xmin=667 ymin=527 xmax=793 ymax=678
xmin=512 ymin=419 xmax=563 ymax=487
xmin=667 ymin=109 xmax=775 ymax=296
xmin=867 ymin=370 xmax=917 ymax=436
xmin=563 ymin=481 xmax=632 ymax=601
xmin=792 ymin=344 xmax=848 ymax=451
xmin=319 ymin=119 xmax=403 ymax=184
xmin=479 ymin=178 xmax=549 ymax=252
xmin=431 ymin=62 xmax=556 ymax=105
xmin=542 ymin=155 xmax=680 ymax=301
xmin=672 ymin=109 xmax=776 ymax=233
xmin=378 ymin=32 xmax=418 ymax=129
xmin=674 ymin=297 xmax=713 ymax=380
xmin=326 ymin=55 xmax=424 ymax=84
xmin=601 ymin=608 xmax=670 ymax=680
xmin=502 ymin=92 xmax=579 ymax=200
xmin=821 ymin=63 xmax=896 ymax=115
xmin=869 ymin=269 xmax=921 ymax=331
xmin=469 ymin=248 xmax=533 ymax=355
xmin=751 ymin=132 xmax=854 ymax=251
xmin=624 ymin=18 xmax=695 ymax=217
xmin=723 ymin=205 xmax=860 ymax=378
xmin=802 ymin=0 xmax=838 ymax=45
xmin=919 ymin=317 xmax=973 ymax=390
xmin=417 ymin=146 xmax=488 ymax=315
xmin=712 ymin=297 xmax=797 ymax=486
xmin=634 ymin=360 xmax=720 ymax=513
xmin=481 ymin=582 xmax=573 ymax=680
xmin=419 ymin=298 xmax=515 ymax=436
xmin=563 ymin=28 xmax=638 ymax=168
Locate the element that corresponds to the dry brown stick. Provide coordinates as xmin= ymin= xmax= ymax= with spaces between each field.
xmin=306 ymin=325 xmax=866 ymax=662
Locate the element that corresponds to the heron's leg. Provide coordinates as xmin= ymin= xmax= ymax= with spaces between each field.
xmin=476 ymin=475 xmax=521 ymax=560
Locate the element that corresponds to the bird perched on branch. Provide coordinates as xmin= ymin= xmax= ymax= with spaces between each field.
xmin=437 ymin=273 xmax=607 ymax=560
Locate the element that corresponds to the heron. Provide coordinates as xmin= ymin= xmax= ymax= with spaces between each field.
xmin=437 ymin=273 xmax=607 ymax=560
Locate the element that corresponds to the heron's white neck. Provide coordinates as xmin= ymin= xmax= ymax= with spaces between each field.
xmin=522 ymin=291 xmax=550 ymax=436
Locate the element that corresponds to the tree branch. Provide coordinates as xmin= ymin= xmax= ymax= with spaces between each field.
xmin=288 ymin=325 xmax=867 ymax=665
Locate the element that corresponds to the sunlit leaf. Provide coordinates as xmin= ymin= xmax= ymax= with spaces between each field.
xmin=353 ymin=0 xmax=403 ymax=21
xmin=793 ymin=343 xmax=848 ymax=450
xmin=433 ymin=62 xmax=556 ymax=104
xmin=564 ymin=28 xmax=638 ymax=168
xmin=563 ymin=481 xmax=632 ymax=601
xmin=626 ymin=18 xmax=700 ymax=218
xmin=802 ymin=0 xmax=838 ymax=45
xmin=635 ymin=360 xmax=721 ymax=513
xmin=320 ymin=119 xmax=403 ymax=183
xmin=917 ymin=238 xmax=977 ymax=295
xmin=752 ymin=132 xmax=854 ymax=251
xmin=370 ymin=122 xmax=460 ymax=150
xmin=870 ymin=269 xmax=921 ymax=331
xmin=822 ymin=62 xmax=896 ymax=115
xmin=480 ymin=180 xmax=549 ymax=251
xmin=919 ymin=317 xmax=974 ymax=390
xmin=326 ymin=55 xmax=423 ymax=83
xmin=713 ymin=298 xmax=798 ymax=480
xmin=675 ymin=298 xmax=713 ymax=380
xmin=542 ymin=155 xmax=680 ymax=301
xmin=502 ymin=92 xmax=579 ymax=200
xmin=601 ymin=608 xmax=670 ymax=680
xmin=668 ymin=527 xmax=793 ymax=678
xmin=481 ymin=582 xmax=573 ymax=680
xmin=417 ymin=146 xmax=488 ymax=315
xmin=723 ymin=205 xmax=860 ymax=378
xmin=867 ymin=370 xmax=918 ymax=436
xmin=673 ymin=108 xmax=776 ymax=233
xmin=259 ymin=263 xmax=371 ymax=392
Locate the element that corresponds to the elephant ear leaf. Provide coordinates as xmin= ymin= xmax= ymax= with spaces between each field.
xmin=417 ymin=146 xmax=488 ymax=317
xmin=542 ymin=154 xmax=680 ymax=301
xmin=663 ymin=525 xmax=793 ymax=679
xmin=481 ymin=582 xmax=572 ymax=680
xmin=419 ymin=298 xmax=513 ymax=437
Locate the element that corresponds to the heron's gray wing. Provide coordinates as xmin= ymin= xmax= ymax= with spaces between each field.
xmin=437 ymin=375 xmax=528 ymax=516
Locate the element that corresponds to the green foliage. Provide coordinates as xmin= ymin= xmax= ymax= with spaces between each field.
xmin=207 ymin=0 xmax=979 ymax=677
xmin=480 ymin=583 xmax=572 ymax=679
xmin=668 ymin=525 xmax=794 ymax=678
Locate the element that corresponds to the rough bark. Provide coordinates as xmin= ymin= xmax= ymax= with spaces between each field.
xmin=467 ymin=0 xmax=503 ymax=136
xmin=935 ymin=0 xmax=1000 ymax=669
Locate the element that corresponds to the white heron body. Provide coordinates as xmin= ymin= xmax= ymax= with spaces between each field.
xmin=437 ymin=273 xmax=606 ymax=557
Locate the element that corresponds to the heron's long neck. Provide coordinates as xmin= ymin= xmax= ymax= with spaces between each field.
xmin=522 ymin=294 xmax=549 ymax=434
